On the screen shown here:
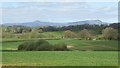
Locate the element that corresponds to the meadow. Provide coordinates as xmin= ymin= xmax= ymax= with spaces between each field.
xmin=1 ymin=26 xmax=119 ymax=66
xmin=1 ymin=2 xmax=119 ymax=67
xmin=2 ymin=51 xmax=118 ymax=66
xmin=2 ymin=39 xmax=118 ymax=51
xmin=1 ymin=39 xmax=119 ymax=66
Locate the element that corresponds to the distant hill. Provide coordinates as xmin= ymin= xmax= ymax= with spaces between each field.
xmin=2 ymin=20 xmax=108 ymax=27
xmin=2 ymin=20 xmax=66 ymax=27
xmin=68 ymin=20 xmax=107 ymax=25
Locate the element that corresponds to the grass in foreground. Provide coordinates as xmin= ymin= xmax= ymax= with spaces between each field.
xmin=2 ymin=51 xmax=118 ymax=66
xmin=2 ymin=39 xmax=118 ymax=66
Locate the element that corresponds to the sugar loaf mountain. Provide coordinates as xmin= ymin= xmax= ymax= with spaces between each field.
xmin=2 ymin=20 xmax=108 ymax=27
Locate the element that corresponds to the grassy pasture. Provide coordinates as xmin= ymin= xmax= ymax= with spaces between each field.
xmin=2 ymin=39 xmax=118 ymax=51
xmin=1 ymin=39 xmax=119 ymax=66
xmin=2 ymin=51 xmax=118 ymax=66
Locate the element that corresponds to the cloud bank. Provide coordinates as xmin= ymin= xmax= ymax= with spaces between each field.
xmin=1 ymin=2 xmax=118 ymax=23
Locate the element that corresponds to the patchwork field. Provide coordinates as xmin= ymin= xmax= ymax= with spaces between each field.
xmin=1 ymin=39 xmax=119 ymax=66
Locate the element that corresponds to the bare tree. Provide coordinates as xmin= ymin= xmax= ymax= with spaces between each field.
xmin=102 ymin=27 xmax=118 ymax=40
xmin=79 ymin=29 xmax=91 ymax=40
xmin=63 ymin=30 xmax=77 ymax=38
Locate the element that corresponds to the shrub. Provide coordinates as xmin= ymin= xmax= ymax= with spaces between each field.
xmin=63 ymin=30 xmax=77 ymax=38
xmin=53 ymin=43 xmax=68 ymax=51
xmin=18 ymin=39 xmax=52 ymax=51
xmin=34 ymin=39 xmax=49 ymax=45
xmin=102 ymin=27 xmax=118 ymax=40
xmin=18 ymin=39 xmax=69 ymax=51
xmin=79 ymin=29 xmax=92 ymax=40
xmin=18 ymin=44 xmax=26 ymax=50
xmin=34 ymin=39 xmax=52 ymax=51
xmin=18 ymin=41 xmax=35 ymax=51
xmin=36 ymin=43 xmax=53 ymax=51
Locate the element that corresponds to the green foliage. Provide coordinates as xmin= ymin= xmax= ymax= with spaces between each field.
xmin=53 ymin=43 xmax=68 ymax=51
xmin=34 ymin=39 xmax=52 ymax=51
xmin=18 ymin=39 xmax=69 ymax=51
xmin=34 ymin=39 xmax=49 ymax=45
xmin=18 ymin=41 xmax=35 ymax=51
xmin=18 ymin=39 xmax=52 ymax=51
xmin=36 ymin=43 xmax=53 ymax=51
xmin=2 ymin=39 xmax=118 ymax=51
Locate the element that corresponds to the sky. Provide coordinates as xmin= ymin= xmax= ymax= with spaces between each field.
xmin=0 ymin=2 xmax=118 ymax=23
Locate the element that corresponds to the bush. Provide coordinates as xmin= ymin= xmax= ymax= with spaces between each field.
xmin=18 ymin=44 xmax=26 ymax=50
xmin=18 ymin=39 xmax=69 ymax=51
xmin=18 ymin=39 xmax=51 ymax=51
xmin=34 ymin=39 xmax=52 ymax=51
xmin=63 ymin=30 xmax=77 ymax=38
xmin=102 ymin=27 xmax=118 ymax=40
xmin=36 ymin=43 xmax=53 ymax=51
xmin=79 ymin=29 xmax=92 ymax=40
xmin=53 ymin=43 xmax=68 ymax=51
xmin=18 ymin=41 xmax=35 ymax=51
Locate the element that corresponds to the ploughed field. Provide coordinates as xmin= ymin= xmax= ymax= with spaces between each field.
xmin=1 ymin=39 xmax=119 ymax=66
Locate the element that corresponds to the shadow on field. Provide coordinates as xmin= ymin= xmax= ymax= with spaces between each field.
xmin=0 ymin=50 xmax=18 ymax=52
xmin=1 ymin=66 xmax=119 ymax=68
xmin=0 ymin=50 xmax=119 ymax=52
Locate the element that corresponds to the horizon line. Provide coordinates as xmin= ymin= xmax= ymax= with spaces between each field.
xmin=2 ymin=19 xmax=117 ymax=24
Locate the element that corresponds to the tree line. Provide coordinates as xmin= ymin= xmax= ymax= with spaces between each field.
xmin=2 ymin=23 xmax=119 ymax=33
xmin=1 ymin=23 xmax=119 ymax=40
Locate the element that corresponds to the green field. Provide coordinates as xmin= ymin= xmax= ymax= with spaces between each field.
xmin=2 ymin=51 xmax=118 ymax=66
xmin=1 ymin=39 xmax=119 ymax=66
xmin=2 ymin=39 xmax=118 ymax=51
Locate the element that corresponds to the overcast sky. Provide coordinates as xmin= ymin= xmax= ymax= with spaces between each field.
xmin=1 ymin=2 xmax=118 ymax=23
